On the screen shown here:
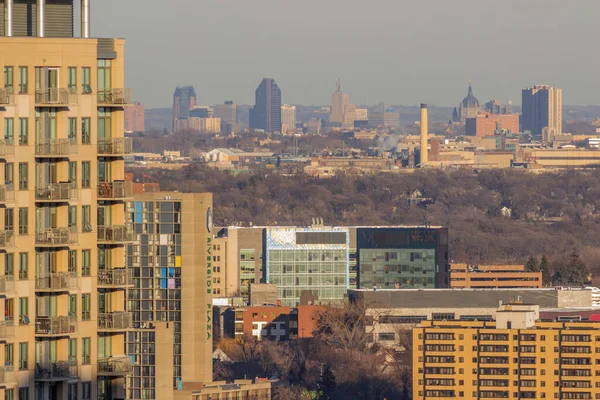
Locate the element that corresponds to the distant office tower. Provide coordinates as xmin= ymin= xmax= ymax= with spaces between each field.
xmin=485 ymin=99 xmax=513 ymax=115
xmin=125 ymin=101 xmax=145 ymax=132
xmin=458 ymin=82 xmax=480 ymax=123
xmin=368 ymin=102 xmax=401 ymax=128
xmin=172 ymin=86 xmax=197 ymax=132
xmin=188 ymin=117 xmax=221 ymax=133
xmin=214 ymin=101 xmax=237 ymax=125
xmin=522 ymin=85 xmax=562 ymax=135
xmin=343 ymin=104 xmax=357 ymax=128
xmin=355 ymin=108 xmax=368 ymax=121
xmin=249 ymin=78 xmax=282 ymax=133
xmin=281 ymin=104 xmax=296 ymax=134
xmin=330 ymin=79 xmax=349 ymax=125
xmin=127 ymin=192 xmax=214 ymax=398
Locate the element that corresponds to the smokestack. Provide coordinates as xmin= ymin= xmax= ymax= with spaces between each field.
xmin=37 ymin=0 xmax=45 ymax=37
xmin=5 ymin=0 xmax=13 ymax=37
xmin=420 ymin=103 xmax=428 ymax=165
xmin=81 ymin=0 xmax=91 ymax=38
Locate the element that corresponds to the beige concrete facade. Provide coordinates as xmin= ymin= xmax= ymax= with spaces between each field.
xmin=0 ymin=32 xmax=133 ymax=400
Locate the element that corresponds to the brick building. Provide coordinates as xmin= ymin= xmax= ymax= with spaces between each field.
xmin=465 ymin=112 xmax=519 ymax=137
xmin=124 ymin=101 xmax=145 ymax=132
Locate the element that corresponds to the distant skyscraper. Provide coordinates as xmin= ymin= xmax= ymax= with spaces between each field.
xmin=458 ymin=82 xmax=480 ymax=123
xmin=368 ymin=102 xmax=401 ymax=129
xmin=330 ymin=79 xmax=349 ymax=125
xmin=214 ymin=101 xmax=237 ymax=125
xmin=485 ymin=99 xmax=513 ymax=115
xmin=172 ymin=86 xmax=197 ymax=132
xmin=522 ymin=85 xmax=563 ymax=135
xmin=249 ymin=78 xmax=282 ymax=133
xmin=281 ymin=104 xmax=296 ymax=134
xmin=125 ymin=101 xmax=145 ymax=132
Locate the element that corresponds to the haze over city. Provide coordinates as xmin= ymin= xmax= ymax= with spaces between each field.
xmin=92 ymin=0 xmax=600 ymax=108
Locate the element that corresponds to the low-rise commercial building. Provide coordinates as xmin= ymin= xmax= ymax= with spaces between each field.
xmin=174 ymin=380 xmax=272 ymax=400
xmin=450 ymin=263 xmax=542 ymax=288
xmin=465 ymin=113 xmax=519 ymax=136
xmin=413 ymin=303 xmax=600 ymax=400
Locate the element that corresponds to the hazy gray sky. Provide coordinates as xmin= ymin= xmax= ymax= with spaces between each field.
xmin=92 ymin=0 xmax=600 ymax=109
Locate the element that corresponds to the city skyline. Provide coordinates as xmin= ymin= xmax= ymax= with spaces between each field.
xmin=91 ymin=0 xmax=600 ymax=108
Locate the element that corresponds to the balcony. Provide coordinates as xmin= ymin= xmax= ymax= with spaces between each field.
xmin=35 ymin=182 xmax=78 ymax=202
xmin=34 ymin=88 xmax=71 ymax=106
xmin=98 ymin=137 xmax=133 ymax=156
xmin=0 ymin=88 xmax=13 ymax=106
xmin=97 ymin=225 xmax=134 ymax=244
xmin=97 ymin=181 xmax=132 ymax=200
xmin=0 ymin=321 xmax=15 ymax=340
xmin=35 ymin=272 xmax=78 ymax=292
xmin=97 ymin=356 xmax=133 ymax=376
xmin=35 ymin=361 xmax=77 ymax=381
xmin=35 ymin=139 xmax=77 ymax=157
xmin=97 ymin=88 xmax=132 ymax=106
xmin=98 ymin=312 xmax=132 ymax=331
xmin=0 ymin=230 xmax=14 ymax=249
xmin=0 ymin=185 xmax=14 ymax=203
xmin=0 ymin=275 xmax=14 ymax=296
xmin=35 ymin=228 xmax=78 ymax=247
xmin=0 ymin=140 xmax=15 ymax=157
xmin=98 ymin=268 xmax=133 ymax=289
xmin=0 ymin=366 xmax=14 ymax=385
xmin=35 ymin=316 xmax=77 ymax=336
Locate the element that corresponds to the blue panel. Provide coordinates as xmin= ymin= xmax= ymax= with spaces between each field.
xmin=160 ymin=278 xmax=167 ymax=289
xmin=169 ymin=268 xmax=175 ymax=277
xmin=161 ymin=268 xmax=167 ymax=277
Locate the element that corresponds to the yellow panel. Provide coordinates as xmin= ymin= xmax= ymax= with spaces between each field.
xmin=176 ymin=256 xmax=181 ymax=267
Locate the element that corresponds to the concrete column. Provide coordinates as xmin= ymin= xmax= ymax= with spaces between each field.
xmin=37 ymin=0 xmax=45 ymax=37
xmin=81 ymin=0 xmax=90 ymax=38
xmin=5 ymin=0 xmax=13 ymax=37
xmin=420 ymin=104 xmax=428 ymax=165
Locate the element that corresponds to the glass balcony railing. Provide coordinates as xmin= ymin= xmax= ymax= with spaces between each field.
xmin=35 ymin=272 xmax=78 ymax=292
xmin=35 ymin=182 xmax=78 ymax=201
xmin=35 ymin=316 xmax=78 ymax=336
xmin=0 ymin=88 xmax=14 ymax=105
xmin=98 ymin=137 xmax=133 ymax=155
xmin=0 ymin=185 xmax=15 ymax=203
xmin=0 ymin=230 xmax=15 ymax=248
xmin=35 ymin=228 xmax=78 ymax=246
xmin=35 ymin=361 xmax=77 ymax=381
xmin=35 ymin=88 xmax=71 ymax=106
xmin=97 ymin=88 xmax=132 ymax=106
xmin=97 ymin=225 xmax=134 ymax=243
xmin=0 ymin=140 xmax=15 ymax=157
xmin=0 ymin=320 xmax=15 ymax=340
xmin=35 ymin=139 xmax=77 ymax=157
xmin=97 ymin=268 xmax=133 ymax=288
xmin=98 ymin=312 xmax=132 ymax=331
xmin=97 ymin=181 xmax=132 ymax=200
xmin=97 ymin=356 xmax=133 ymax=376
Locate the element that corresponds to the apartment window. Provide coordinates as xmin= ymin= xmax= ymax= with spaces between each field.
xmin=68 ymin=250 xmax=77 ymax=274
xmin=18 ymin=388 xmax=28 ymax=400
xmin=82 ymin=205 xmax=91 ymax=230
xmin=5 ymin=389 xmax=13 ymax=400
xmin=82 ymin=337 xmax=91 ymax=364
xmin=18 ymin=252 xmax=27 ymax=280
xmin=18 ymin=163 xmax=27 ymax=190
xmin=4 ymin=66 xmax=13 ymax=90
xmin=82 ymin=382 xmax=91 ymax=400
xmin=98 ymin=108 xmax=112 ymax=141
xmin=4 ymin=117 xmax=14 ymax=143
xmin=18 ymin=66 xmax=27 ymax=94
xmin=18 ymin=118 xmax=28 ymax=145
xmin=18 ymin=342 xmax=27 ymax=370
xmin=68 ymin=206 xmax=77 ymax=229
xmin=82 ymin=294 xmax=91 ymax=320
xmin=82 ymin=117 xmax=91 ymax=144
xmin=82 ymin=67 xmax=91 ymax=94
xmin=18 ymin=297 xmax=28 ymax=324
xmin=5 ymin=162 xmax=13 ymax=186
xmin=5 ymin=208 xmax=14 ymax=231
xmin=68 ymin=383 xmax=77 ymax=400
xmin=69 ymin=162 xmax=77 ymax=185
xmin=69 ymin=294 xmax=77 ymax=317
xmin=82 ymin=161 xmax=91 ymax=188
xmin=68 ymin=117 xmax=77 ymax=142
xmin=69 ymin=338 xmax=77 ymax=364
xmin=5 ymin=343 xmax=13 ymax=367
xmin=18 ymin=207 xmax=27 ymax=235
xmin=82 ymin=249 xmax=91 ymax=276
xmin=68 ymin=67 xmax=77 ymax=93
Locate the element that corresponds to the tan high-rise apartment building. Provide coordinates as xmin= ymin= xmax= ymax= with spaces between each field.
xmin=281 ymin=104 xmax=296 ymax=134
xmin=126 ymin=193 xmax=213 ymax=399
xmin=124 ymin=102 xmax=145 ymax=133
xmin=330 ymin=79 xmax=348 ymax=125
xmin=522 ymin=85 xmax=562 ymax=135
xmin=0 ymin=1 xmax=134 ymax=399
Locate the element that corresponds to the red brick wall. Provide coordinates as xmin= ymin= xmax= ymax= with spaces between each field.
xmin=466 ymin=113 xmax=519 ymax=137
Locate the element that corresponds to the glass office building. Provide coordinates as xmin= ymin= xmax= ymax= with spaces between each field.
xmin=356 ymin=227 xmax=449 ymax=289
xmin=265 ymin=227 xmax=349 ymax=306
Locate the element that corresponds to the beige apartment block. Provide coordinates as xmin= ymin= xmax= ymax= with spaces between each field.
xmin=0 ymin=1 xmax=134 ymax=399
